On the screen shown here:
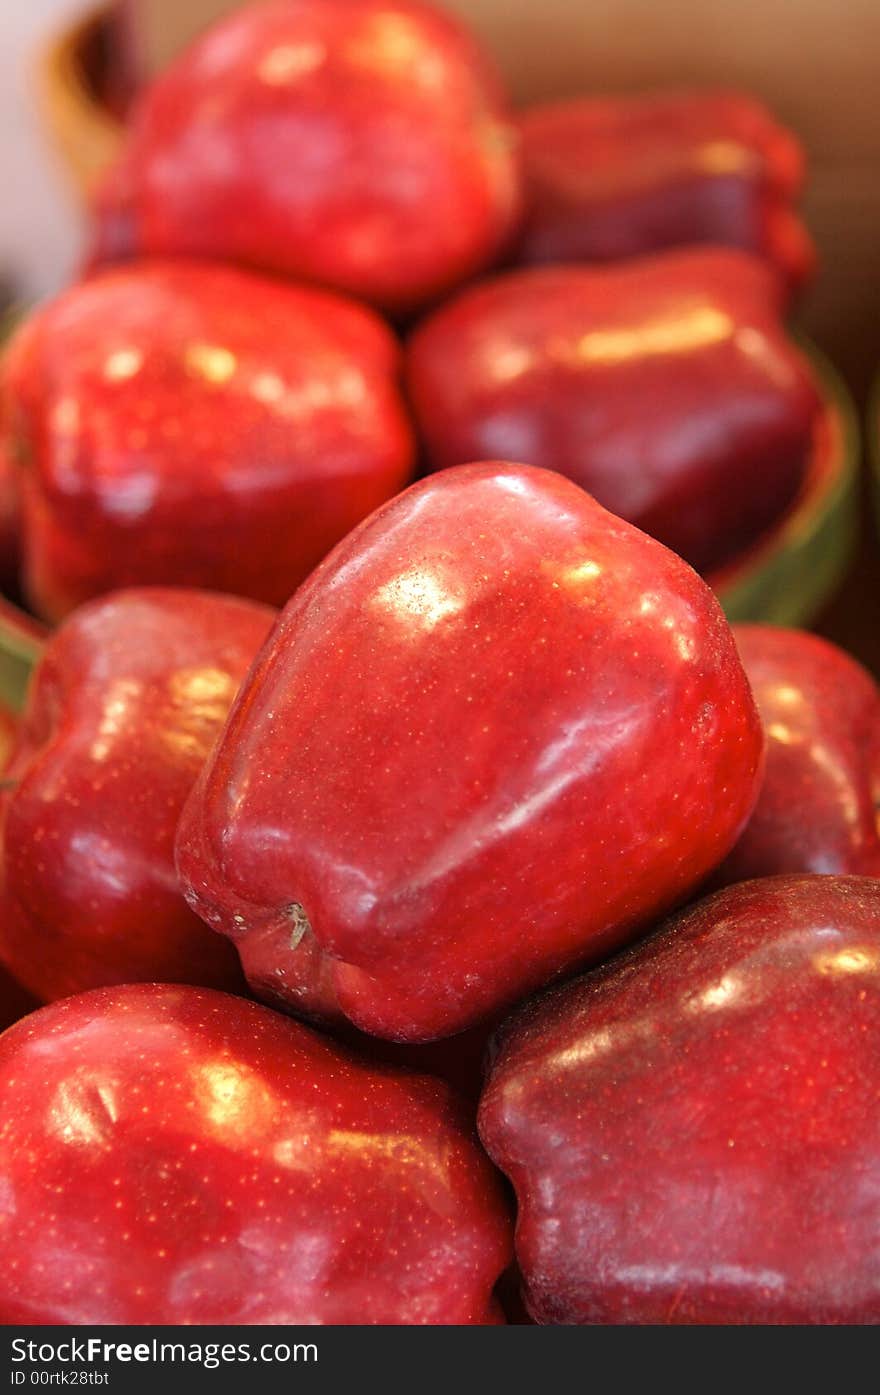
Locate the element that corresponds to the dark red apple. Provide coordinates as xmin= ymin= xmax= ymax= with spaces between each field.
xmin=718 ymin=626 xmax=880 ymax=884
xmin=0 ymin=588 xmax=275 ymax=1001
xmin=0 ymin=983 xmax=512 ymax=1323
xmin=1 ymin=260 xmax=414 ymax=621
xmin=406 ymin=249 xmax=819 ymax=575
xmin=515 ymin=90 xmax=814 ymax=296
xmin=89 ymin=0 xmax=522 ymax=316
xmin=479 ymin=874 xmax=880 ymax=1324
xmin=176 ymin=461 xmax=764 ymax=1042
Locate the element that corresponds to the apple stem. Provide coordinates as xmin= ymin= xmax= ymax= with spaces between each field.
xmin=288 ymin=902 xmax=311 ymax=950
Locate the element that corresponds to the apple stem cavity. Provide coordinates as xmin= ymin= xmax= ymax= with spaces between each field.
xmin=288 ymin=902 xmax=312 ymax=950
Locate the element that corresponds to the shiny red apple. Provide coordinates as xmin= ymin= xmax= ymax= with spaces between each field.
xmin=177 ymin=461 xmax=764 ymax=1042
xmin=1 ymin=260 xmax=414 ymax=621
xmin=0 ymin=588 xmax=275 ymax=1001
xmin=0 ymin=983 xmax=512 ymax=1323
xmin=515 ymin=90 xmax=814 ymax=296
xmin=717 ymin=626 xmax=880 ymax=884
xmin=406 ymin=250 xmax=819 ymax=575
xmin=90 ymin=0 xmax=522 ymax=315
xmin=480 ymin=874 xmax=880 ymax=1324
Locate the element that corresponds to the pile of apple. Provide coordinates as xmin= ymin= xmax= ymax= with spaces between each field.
xmin=0 ymin=0 xmax=877 ymax=1327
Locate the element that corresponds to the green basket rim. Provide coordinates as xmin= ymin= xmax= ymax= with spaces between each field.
xmin=712 ymin=337 xmax=860 ymax=626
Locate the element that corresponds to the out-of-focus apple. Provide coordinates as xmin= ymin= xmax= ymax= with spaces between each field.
xmin=1 ymin=261 xmax=414 ymax=621
xmin=89 ymin=0 xmax=522 ymax=316
xmin=406 ymin=249 xmax=819 ymax=575
xmin=515 ymin=90 xmax=814 ymax=296
xmin=0 ymin=588 xmax=275 ymax=1001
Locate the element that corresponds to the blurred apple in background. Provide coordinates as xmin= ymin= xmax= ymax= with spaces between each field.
xmin=1 ymin=261 xmax=414 ymax=620
xmin=0 ymin=588 xmax=274 ymax=1001
xmin=514 ymin=89 xmax=815 ymax=297
xmin=406 ymin=249 xmax=820 ymax=576
xmin=90 ymin=0 xmax=523 ymax=315
xmin=480 ymin=874 xmax=880 ymax=1324
xmin=0 ymin=984 xmax=512 ymax=1323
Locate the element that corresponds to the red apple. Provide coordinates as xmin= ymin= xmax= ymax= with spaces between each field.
xmin=479 ymin=874 xmax=880 ymax=1324
xmin=718 ymin=626 xmax=880 ymax=884
xmin=0 ymin=588 xmax=275 ymax=1002
xmin=176 ymin=461 xmax=764 ymax=1042
xmin=406 ymin=250 xmax=819 ymax=575
xmin=0 ymin=983 xmax=512 ymax=1323
xmin=1 ymin=260 xmax=414 ymax=621
xmin=515 ymin=90 xmax=814 ymax=296
xmin=89 ymin=0 xmax=522 ymax=316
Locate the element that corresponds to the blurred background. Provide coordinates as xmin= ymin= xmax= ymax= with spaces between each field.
xmin=5 ymin=0 xmax=880 ymax=397
xmin=2 ymin=0 xmax=879 ymax=665
xmin=1 ymin=1 xmax=84 ymax=302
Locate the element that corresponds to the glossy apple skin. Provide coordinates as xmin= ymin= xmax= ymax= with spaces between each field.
xmin=1 ymin=261 xmax=414 ymax=622
xmin=0 ymin=983 xmax=512 ymax=1324
xmin=480 ymin=874 xmax=880 ymax=1325
xmin=717 ymin=627 xmax=880 ymax=885
xmin=406 ymin=250 xmax=819 ymax=576
xmin=0 ymin=588 xmax=276 ymax=1002
xmin=515 ymin=90 xmax=815 ymax=296
xmin=89 ymin=0 xmax=521 ymax=316
xmin=177 ymin=461 xmax=764 ymax=1042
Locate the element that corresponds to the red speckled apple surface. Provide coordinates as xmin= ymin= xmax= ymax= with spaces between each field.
xmin=90 ymin=0 xmax=522 ymax=315
xmin=0 ymin=984 xmax=512 ymax=1323
xmin=177 ymin=460 xmax=764 ymax=1041
xmin=480 ymin=874 xmax=880 ymax=1324
xmin=515 ymin=89 xmax=814 ymax=295
xmin=2 ymin=260 xmax=414 ymax=621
